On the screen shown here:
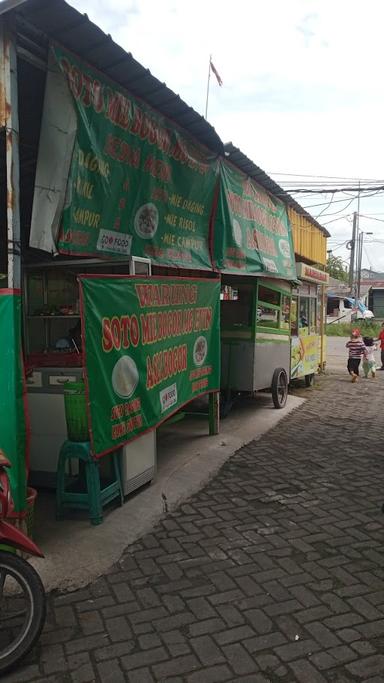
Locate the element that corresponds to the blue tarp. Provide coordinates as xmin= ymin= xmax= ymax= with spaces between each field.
xmin=344 ymin=297 xmax=367 ymax=313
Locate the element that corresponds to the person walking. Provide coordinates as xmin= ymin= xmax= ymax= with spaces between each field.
xmin=362 ymin=336 xmax=377 ymax=378
xmin=377 ymin=322 xmax=384 ymax=370
xmin=346 ymin=328 xmax=365 ymax=382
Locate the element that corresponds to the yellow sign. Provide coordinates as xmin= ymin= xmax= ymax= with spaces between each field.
xmin=291 ymin=335 xmax=319 ymax=378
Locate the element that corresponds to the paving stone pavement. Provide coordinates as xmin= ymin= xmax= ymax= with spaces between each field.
xmin=7 ymin=370 xmax=384 ymax=683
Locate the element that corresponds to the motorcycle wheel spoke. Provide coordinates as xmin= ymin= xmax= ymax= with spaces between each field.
xmin=0 ymin=608 xmax=28 ymax=622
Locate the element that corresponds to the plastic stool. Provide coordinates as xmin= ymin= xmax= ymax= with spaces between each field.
xmin=56 ymin=441 xmax=123 ymax=525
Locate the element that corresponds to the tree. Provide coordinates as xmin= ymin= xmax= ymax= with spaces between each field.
xmin=326 ymin=254 xmax=349 ymax=282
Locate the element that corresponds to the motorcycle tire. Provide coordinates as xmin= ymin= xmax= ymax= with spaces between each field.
xmin=0 ymin=551 xmax=46 ymax=674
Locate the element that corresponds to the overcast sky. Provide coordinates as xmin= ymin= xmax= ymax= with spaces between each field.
xmin=51 ymin=1 xmax=384 ymax=271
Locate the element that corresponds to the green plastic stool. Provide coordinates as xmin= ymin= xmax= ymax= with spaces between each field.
xmin=56 ymin=441 xmax=123 ymax=525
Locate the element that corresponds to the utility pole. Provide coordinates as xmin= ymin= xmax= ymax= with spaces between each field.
xmin=348 ymin=211 xmax=358 ymax=292
xmin=356 ymin=231 xmax=363 ymax=299
xmin=356 ymin=231 xmax=373 ymax=299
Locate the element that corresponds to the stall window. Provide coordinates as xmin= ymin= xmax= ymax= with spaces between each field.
xmin=221 ymin=285 xmax=253 ymax=328
xmin=299 ymin=297 xmax=310 ymax=335
xmin=291 ymin=296 xmax=298 ymax=336
xmin=258 ymin=285 xmax=280 ymax=306
xmin=257 ymin=285 xmax=281 ymax=329
xmin=299 ymin=296 xmax=319 ymax=335
xmin=281 ymin=295 xmax=291 ymax=330
xmin=257 ymin=306 xmax=279 ymax=328
xmin=309 ymin=298 xmax=317 ymax=335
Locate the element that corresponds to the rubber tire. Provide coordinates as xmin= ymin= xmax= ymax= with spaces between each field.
xmin=271 ymin=368 xmax=288 ymax=409
xmin=305 ymin=373 xmax=315 ymax=388
xmin=0 ymin=551 xmax=46 ymax=675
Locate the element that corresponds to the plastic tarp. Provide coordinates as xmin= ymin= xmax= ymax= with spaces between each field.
xmin=29 ymin=48 xmax=77 ymax=254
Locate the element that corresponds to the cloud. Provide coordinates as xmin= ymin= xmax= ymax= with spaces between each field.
xmin=47 ymin=0 xmax=384 ymax=267
xmin=296 ymin=12 xmax=319 ymax=44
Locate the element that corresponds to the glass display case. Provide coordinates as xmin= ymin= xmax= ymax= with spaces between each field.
xmin=24 ymin=257 xmax=152 ymax=356
xmin=25 ymin=269 xmax=79 ymax=354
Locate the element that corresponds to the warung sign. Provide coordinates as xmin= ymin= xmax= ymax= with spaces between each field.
xmin=80 ymin=276 xmax=221 ymax=457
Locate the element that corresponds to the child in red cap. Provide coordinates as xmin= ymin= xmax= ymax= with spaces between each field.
xmin=346 ymin=328 xmax=366 ymax=382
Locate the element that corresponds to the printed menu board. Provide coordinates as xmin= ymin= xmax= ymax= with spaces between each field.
xmin=213 ymin=160 xmax=296 ymax=279
xmin=53 ymin=45 xmax=219 ymax=270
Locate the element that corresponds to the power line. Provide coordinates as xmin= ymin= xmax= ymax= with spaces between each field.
xmin=289 ymin=185 xmax=384 ymax=194
xmin=272 ymin=172 xmax=384 ymax=181
xmin=359 ymin=214 xmax=384 ymax=223
xmin=314 ymin=196 xmax=356 ymax=219
xmin=322 ymin=214 xmax=353 ymax=225
xmin=302 ymin=195 xmax=359 ymax=210
xmin=316 ymin=193 xmax=335 ymax=219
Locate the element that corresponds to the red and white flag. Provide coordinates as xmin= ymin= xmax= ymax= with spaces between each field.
xmin=210 ymin=59 xmax=223 ymax=86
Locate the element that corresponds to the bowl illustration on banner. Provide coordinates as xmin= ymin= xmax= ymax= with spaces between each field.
xmin=134 ymin=203 xmax=159 ymax=239
xmin=112 ymin=355 xmax=139 ymax=398
xmin=262 ymin=257 xmax=278 ymax=273
xmin=193 ymin=336 xmax=208 ymax=367
xmin=232 ymin=219 xmax=243 ymax=248
xmin=278 ymin=238 xmax=291 ymax=258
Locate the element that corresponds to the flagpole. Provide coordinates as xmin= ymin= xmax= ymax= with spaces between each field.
xmin=205 ymin=54 xmax=211 ymax=119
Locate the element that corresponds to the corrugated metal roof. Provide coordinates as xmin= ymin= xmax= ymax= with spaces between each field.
xmin=224 ymin=142 xmax=330 ymax=237
xmin=0 ymin=0 xmax=29 ymax=14
xmin=0 ymin=0 xmax=224 ymax=155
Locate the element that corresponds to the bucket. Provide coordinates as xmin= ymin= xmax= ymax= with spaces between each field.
xmin=64 ymin=382 xmax=88 ymax=441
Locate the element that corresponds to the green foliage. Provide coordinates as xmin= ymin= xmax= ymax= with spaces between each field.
xmin=326 ymin=255 xmax=349 ymax=282
xmin=326 ymin=321 xmax=381 ymax=337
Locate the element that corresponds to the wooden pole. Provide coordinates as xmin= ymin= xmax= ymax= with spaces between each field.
xmin=208 ymin=391 xmax=219 ymax=435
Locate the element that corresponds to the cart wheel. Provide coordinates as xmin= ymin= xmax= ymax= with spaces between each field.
xmin=305 ymin=373 xmax=315 ymax=387
xmin=271 ymin=368 xmax=288 ymax=409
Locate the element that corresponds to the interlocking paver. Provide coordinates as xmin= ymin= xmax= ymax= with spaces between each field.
xmin=7 ymin=371 xmax=384 ymax=682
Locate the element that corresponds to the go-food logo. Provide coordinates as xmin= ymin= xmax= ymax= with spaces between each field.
xmin=97 ymin=229 xmax=132 ymax=255
xmin=160 ymin=383 xmax=177 ymax=413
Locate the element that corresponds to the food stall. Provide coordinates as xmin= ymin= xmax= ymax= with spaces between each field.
xmin=0 ymin=0 xmax=329 ymax=526
xmin=18 ymin=31 xmax=225 ymax=494
xmin=24 ymin=257 xmax=152 ymax=488
xmin=290 ymin=262 xmax=328 ymax=385
xmin=220 ymin=276 xmax=291 ymax=413
xmin=211 ymin=152 xmax=297 ymax=414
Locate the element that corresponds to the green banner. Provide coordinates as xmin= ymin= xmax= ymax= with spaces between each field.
xmin=213 ymin=160 xmax=296 ymax=278
xmin=53 ymin=45 xmax=218 ymax=269
xmin=0 ymin=291 xmax=27 ymax=513
xmin=80 ymin=276 xmax=220 ymax=457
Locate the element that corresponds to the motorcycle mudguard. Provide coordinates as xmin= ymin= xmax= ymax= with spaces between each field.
xmin=0 ymin=521 xmax=44 ymax=558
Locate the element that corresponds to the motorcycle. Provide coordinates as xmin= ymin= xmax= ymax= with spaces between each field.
xmin=0 ymin=449 xmax=46 ymax=674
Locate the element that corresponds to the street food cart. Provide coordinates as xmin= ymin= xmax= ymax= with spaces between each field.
xmin=220 ymin=275 xmax=292 ymax=413
xmin=290 ymin=263 xmax=328 ymax=385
